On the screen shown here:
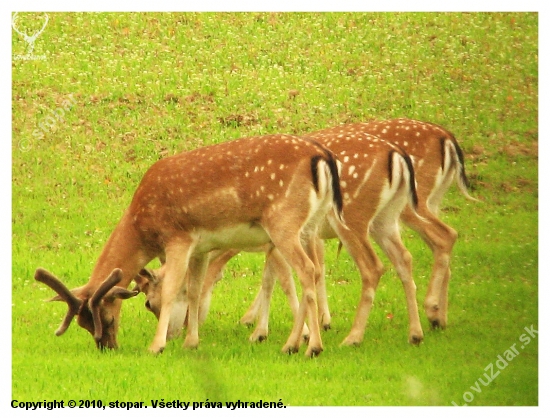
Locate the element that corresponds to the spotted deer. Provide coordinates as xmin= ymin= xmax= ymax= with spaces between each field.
xmin=137 ymin=118 xmax=476 ymax=346
xmin=135 ymin=129 xmax=424 ymax=346
xmin=239 ymin=119 xmax=477 ymax=332
xmin=35 ymin=133 xmax=345 ymax=357
xmin=243 ymin=118 xmax=477 ymax=331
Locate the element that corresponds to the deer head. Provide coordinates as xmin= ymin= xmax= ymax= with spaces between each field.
xmin=133 ymin=266 xmax=188 ymax=340
xmin=35 ymin=267 xmax=138 ymax=349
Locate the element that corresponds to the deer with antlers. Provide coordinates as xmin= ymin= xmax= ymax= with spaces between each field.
xmin=35 ymin=134 xmax=345 ymax=357
xmin=136 ymin=118 xmax=476 ymax=345
xmin=135 ymin=125 xmax=424 ymax=346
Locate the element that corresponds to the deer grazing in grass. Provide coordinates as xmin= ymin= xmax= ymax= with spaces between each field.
xmin=136 ymin=118 xmax=477 ymax=345
xmin=240 ymin=119 xmax=477 ymax=332
xmin=35 ymin=134 xmax=345 ymax=357
xmin=135 ymin=125 xmax=424 ymax=346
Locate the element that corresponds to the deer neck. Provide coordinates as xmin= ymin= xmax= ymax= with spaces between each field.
xmin=87 ymin=210 xmax=152 ymax=291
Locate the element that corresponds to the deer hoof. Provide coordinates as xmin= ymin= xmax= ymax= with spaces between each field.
xmin=305 ymin=346 xmax=323 ymax=357
xmin=430 ymin=319 xmax=441 ymax=329
xmin=282 ymin=344 xmax=299 ymax=355
xmin=409 ymin=335 xmax=424 ymax=345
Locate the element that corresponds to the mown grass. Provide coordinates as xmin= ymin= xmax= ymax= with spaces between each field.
xmin=11 ymin=12 xmax=537 ymax=406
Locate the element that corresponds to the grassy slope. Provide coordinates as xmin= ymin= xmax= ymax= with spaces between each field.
xmin=12 ymin=12 xmax=537 ymax=406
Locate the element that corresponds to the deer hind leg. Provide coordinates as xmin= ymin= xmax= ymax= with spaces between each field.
xmin=240 ymin=288 xmax=262 ymax=326
xmin=248 ymin=247 xmax=277 ymax=342
xmin=401 ymin=206 xmax=458 ymax=329
xmin=313 ymin=237 xmax=331 ymax=331
xmin=371 ymin=218 xmax=423 ymax=345
xmin=239 ymin=250 xmax=273 ymax=327
xmin=272 ymin=248 xmax=311 ymax=340
xmin=243 ymin=248 xmax=311 ymax=341
xmin=149 ymin=239 xmax=195 ymax=354
xmin=329 ymin=216 xmax=384 ymax=346
xmin=268 ymin=231 xmax=322 ymax=357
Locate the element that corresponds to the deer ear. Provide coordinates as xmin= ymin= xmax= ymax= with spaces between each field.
xmin=105 ymin=286 xmax=139 ymax=301
xmin=135 ymin=268 xmax=158 ymax=286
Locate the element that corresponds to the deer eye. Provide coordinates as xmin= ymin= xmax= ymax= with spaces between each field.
xmin=145 ymin=300 xmax=152 ymax=311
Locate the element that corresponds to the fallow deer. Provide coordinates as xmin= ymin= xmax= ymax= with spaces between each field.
xmin=242 ymin=119 xmax=477 ymax=332
xmin=35 ymin=134 xmax=345 ymax=357
xmin=135 ymin=129 xmax=424 ymax=346
xmin=137 ymin=119 xmax=476 ymax=346
xmin=350 ymin=118 xmax=477 ymax=328
xmin=236 ymin=119 xmax=477 ymax=333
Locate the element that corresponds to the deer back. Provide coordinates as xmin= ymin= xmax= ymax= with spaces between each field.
xmin=128 ymin=134 xmax=342 ymax=252
xmin=303 ymin=127 xmax=416 ymax=235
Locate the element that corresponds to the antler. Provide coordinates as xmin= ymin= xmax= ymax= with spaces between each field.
xmin=34 ymin=268 xmax=82 ymax=336
xmin=89 ymin=269 xmax=123 ymax=343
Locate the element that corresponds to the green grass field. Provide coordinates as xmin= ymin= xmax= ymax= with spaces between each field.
xmin=12 ymin=12 xmax=537 ymax=406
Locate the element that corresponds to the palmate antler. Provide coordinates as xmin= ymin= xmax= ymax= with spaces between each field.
xmin=89 ymin=269 xmax=123 ymax=342
xmin=34 ymin=268 xmax=82 ymax=336
xmin=35 ymin=267 xmax=135 ymax=344
xmin=12 ymin=12 xmax=49 ymax=55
